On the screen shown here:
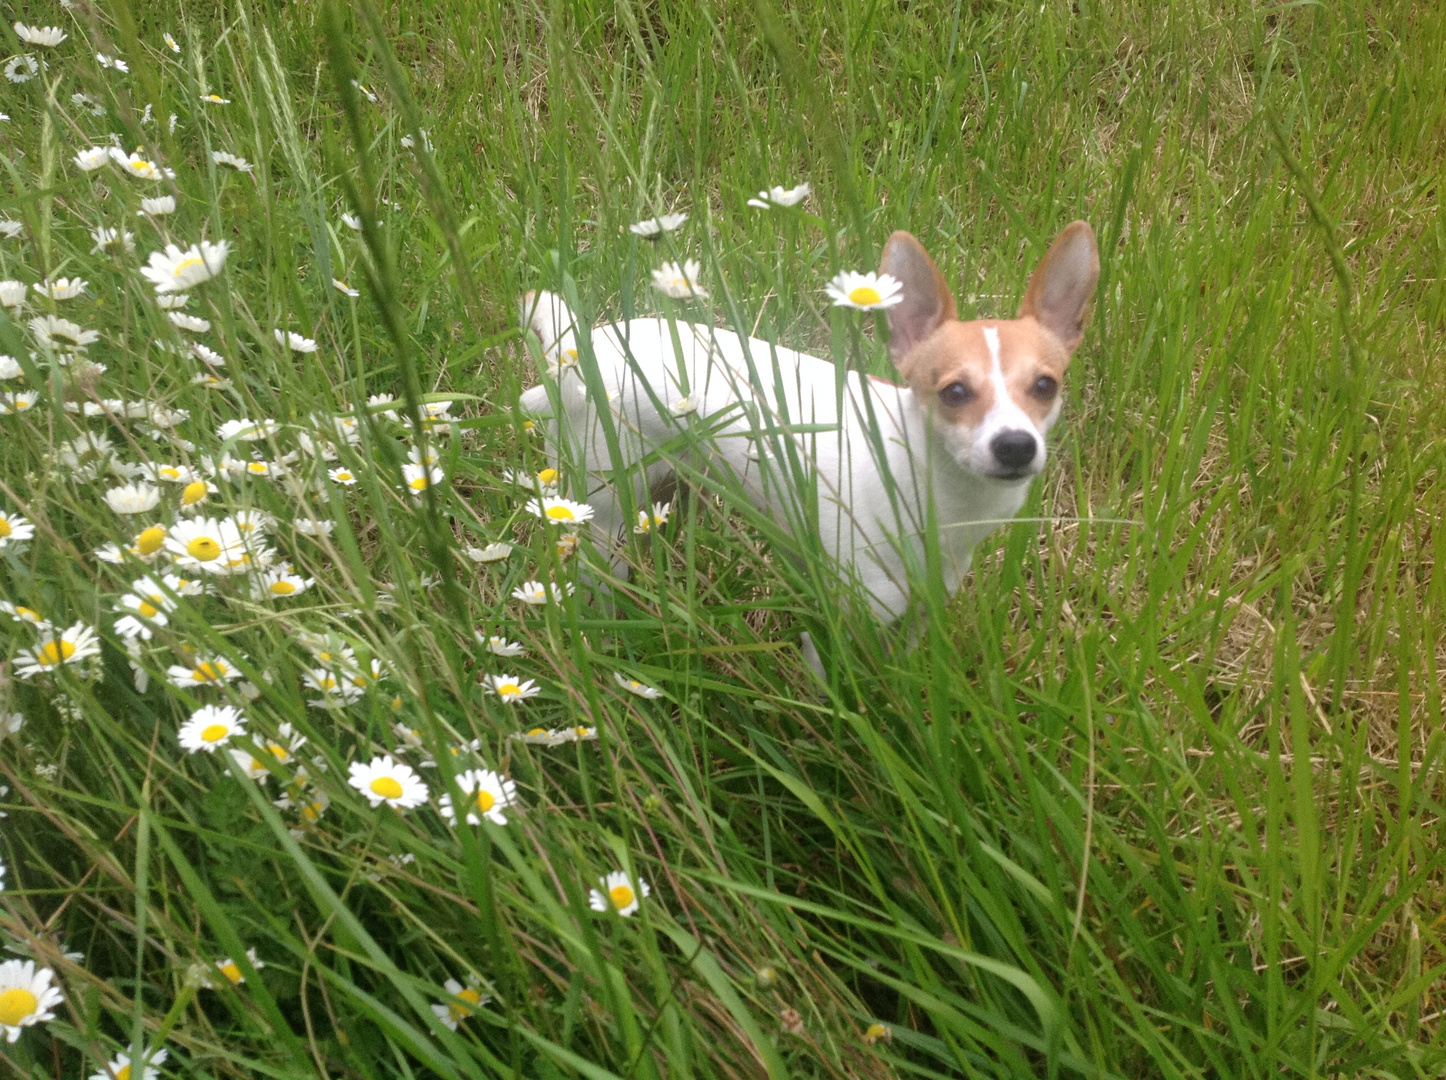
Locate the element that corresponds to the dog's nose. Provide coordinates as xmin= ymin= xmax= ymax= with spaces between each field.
xmin=990 ymin=430 xmax=1038 ymax=469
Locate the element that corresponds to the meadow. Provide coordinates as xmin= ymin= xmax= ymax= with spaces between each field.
xmin=0 ymin=1 xmax=1443 ymax=1078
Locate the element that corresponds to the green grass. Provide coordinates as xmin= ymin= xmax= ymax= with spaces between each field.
xmin=1 ymin=1 xmax=1443 ymax=1078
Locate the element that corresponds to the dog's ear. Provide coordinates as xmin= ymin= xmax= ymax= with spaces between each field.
xmin=880 ymin=232 xmax=956 ymax=368
xmin=1018 ymin=221 xmax=1100 ymax=353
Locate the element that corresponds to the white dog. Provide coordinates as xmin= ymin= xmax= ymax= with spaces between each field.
xmin=518 ymin=222 xmax=1098 ymax=626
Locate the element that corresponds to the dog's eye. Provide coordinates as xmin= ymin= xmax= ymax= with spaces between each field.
xmin=938 ymin=382 xmax=974 ymax=408
xmin=1031 ymin=375 xmax=1059 ymax=399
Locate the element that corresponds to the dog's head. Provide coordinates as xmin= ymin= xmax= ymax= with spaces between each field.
xmin=881 ymin=222 xmax=1099 ymax=481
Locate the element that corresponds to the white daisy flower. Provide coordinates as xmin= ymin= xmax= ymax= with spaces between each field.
xmin=91 ymin=226 xmax=136 ymax=254
xmin=217 ymin=418 xmax=278 ymax=442
xmin=165 ymin=517 xmax=241 ymax=571
xmin=30 ymin=315 xmax=99 ymax=350
xmin=113 ymin=578 xmax=176 ymax=639
xmin=332 ymin=278 xmax=359 ymax=297
xmin=439 ymin=768 xmax=518 ymax=826
xmin=588 ymin=871 xmax=650 ymax=916
xmin=149 ymin=463 xmax=195 ymax=484
xmin=747 ymin=182 xmax=810 ymax=209
xmin=139 ymin=195 xmax=176 ymax=216
xmin=0 ymin=712 xmax=23 ymax=739
xmin=347 ymin=755 xmax=427 ymax=810
xmin=274 ymin=329 xmax=317 ymax=353
xmin=401 ymin=462 xmax=444 ymax=495
xmin=166 ymin=655 xmax=244 ymax=689
xmin=189 ymin=342 xmax=225 ymax=367
xmin=482 ymin=635 xmax=525 ymax=658
xmin=629 ymin=212 xmax=688 ymax=238
xmin=304 ymin=667 xmax=364 ymax=706
xmin=0 ymin=509 xmax=35 ymax=548
xmin=0 ymin=281 xmax=25 ymax=308
xmin=512 ymin=579 xmax=573 ymax=606
xmin=14 ymin=23 xmax=66 ymax=46
xmin=525 ymin=496 xmax=594 ymax=525
xmin=504 ymin=466 xmax=560 ymax=493
xmin=430 ymin=978 xmax=490 ymax=1031
xmin=0 ymin=220 xmax=22 ymax=240
xmin=327 ymin=466 xmax=359 ymax=486
xmin=634 ymin=501 xmax=671 ymax=533
xmin=366 ymin=392 xmax=399 ymax=420
xmin=89 ymin=1046 xmax=168 ymax=1080
xmin=0 ymin=390 xmax=40 ymax=415
xmin=465 ymin=542 xmax=511 ymax=564
xmin=0 ymin=959 xmax=64 ymax=1042
xmin=104 ymin=482 xmax=161 ymax=515
xmin=178 ymin=704 xmax=246 ymax=753
xmin=213 ymin=947 xmax=264 ymax=986
xmin=200 ymin=93 xmax=231 ymax=105
xmin=651 ymin=258 xmax=707 ymax=300
xmin=0 ymin=600 xmax=48 ymax=629
xmin=295 ymin=518 xmax=336 ymax=537
xmin=177 ymin=478 xmax=218 ymax=511
xmin=71 ymin=92 xmax=105 ymax=117
xmin=126 ymin=524 xmax=171 ymax=560
xmin=32 ymin=277 xmax=85 ymax=300
xmin=825 ymin=270 xmax=905 ymax=310
xmin=164 ymin=32 xmax=181 ymax=53
xmin=4 ymin=56 xmax=38 ymax=83
xmin=230 ymin=722 xmax=307 ymax=779
xmin=211 ymin=150 xmax=252 ymax=172
xmin=341 ymin=213 xmax=362 ymax=231
xmin=0 ymin=355 xmax=19 ymax=379
xmin=510 ymin=726 xmax=572 ymax=747
xmin=96 ymin=53 xmax=129 ymax=72
xmin=110 ymin=150 xmax=175 ymax=180
xmin=251 ymin=570 xmax=312 ymax=600
xmin=168 ymin=311 xmax=210 ymax=333
xmin=613 ymin=672 xmax=663 ymax=699
xmin=482 ymin=674 xmax=540 ymax=704
xmin=14 ymin=622 xmax=101 ymax=680
xmin=140 ymin=241 xmax=229 ymax=293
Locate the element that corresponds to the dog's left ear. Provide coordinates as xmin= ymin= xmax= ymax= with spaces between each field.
xmin=880 ymin=232 xmax=956 ymax=369
xmin=1018 ymin=221 xmax=1100 ymax=353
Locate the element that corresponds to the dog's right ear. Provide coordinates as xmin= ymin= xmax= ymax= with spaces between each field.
xmin=880 ymin=232 xmax=956 ymax=369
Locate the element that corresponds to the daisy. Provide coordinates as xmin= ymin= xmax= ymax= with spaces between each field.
xmin=140 ymin=241 xmax=229 ymax=293
xmin=0 ymin=391 xmax=39 ymax=415
xmin=166 ymin=655 xmax=243 ymax=689
xmin=0 ymin=220 xmax=22 ymax=240
xmin=332 ymin=278 xmax=359 ymax=297
xmin=825 ymin=270 xmax=905 ymax=310
xmin=0 ymin=510 xmax=35 ymax=548
xmin=651 ymin=259 xmax=707 ymax=300
xmin=228 ymin=723 xmax=306 ymax=781
xmin=295 ymin=519 xmax=335 ymax=537
xmin=0 ymin=959 xmax=64 ymax=1042
xmin=4 ymin=55 xmax=37 ymax=83
xmin=588 ymin=870 xmax=650 ymax=916
xmin=863 ymin=1023 xmax=891 ymax=1045
xmin=178 ymin=704 xmax=246 ymax=753
xmin=327 ymin=466 xmax=358 ymax=485
xmin=341 ymin=212 xmax=363 ymax=231
xmin=32 ymin=278 xmax=85 ymax=300
xmin=201 ymin=94 xmax=231 ymax=105
xmin=505 ymin=466 xmax=559 ymax=493
xmin=139 ymin=195 xmax=175 ymax=216
xmin=129 ymin=523 xmax=170 ymax=558
xmin=0 ymin=600 xmax=48 ymax=629
xmin=439 ymin=768 xmax=518 ymax=826
xmin=274 ymin=329 xmax=317 ymax=352
xmin=96 ymin=53 xmax=129 ymax=72
xmin=89 ymin=1046 xmax=168 ymax=1080
xmin=0 ymin=355 xmax=19 ymax=379
xmin=14 ymin=622 xmax=101 ymax=680
xmin=668 ymin=394 xmax=700 ymax=416
xmin=112 ymin=152 xmax=175 ymax=181
xmin=104 ymin=483 xmax=160 ymax=515
xmin=164 ymin=32 xmax=180 ymax=53
xmin=482 ymin=635 xmax=525 ymax=658
xmin=629 ymin=212 xmax=688 ymax=238
xmin=512 ymin=580 xmax=573 ymax=606
xmin=747 ymin=182 xmax=810 ymax=209
xmin=30 ymin=314 xmax=100 ymax=350
xmin=168 ymin=312 xmax=210 ymax=333
xmin=431 ymin=978 xmax=491 ymax=1031
xmin=177 ymin=478 xmax=217 ymax=511
xmin=634 ymin=502 xmax=671 ymax=533
xmin=0 ymin=281 xmax=25 ymax=308
xmin=230 ymin=510 xmax=274 ymax=539
xmin=401 ymin=462 xmax=444 ymax=495
xmin=348 ymin=755 xmax=427 ymax=810
xmin=251 ymin=569 xmax=312 ymax=599
xmin=91 ymin=226 xmax=136 ymax=254
xmin=465 ymin=542 xmax=511 ymax=563
xmin=13 ymin=23 xmax=67 ymax=47
xmin=213 ymin=947 xmax=264 ymax=986
xmin=510 ymin=726 xmax=570 ymax=747
xmin=166 ymin=517 xmax=240 ymax=570
xmin=482 ymin=674 xmax=540 ymax=704
xmin=190 ymin=342 xmax=225 ymax=366
xmin=613 ymin=672 xmax=662 ymax=699
xmin=113 ymin=578 xmax=177 ymax=639
xmin=217 ymin=417 xmax=278 ymax=442
xmin=304 ymin=668 xmax=364 ymax=706
xmin=525 ymin=496 xmax=594 ymax=525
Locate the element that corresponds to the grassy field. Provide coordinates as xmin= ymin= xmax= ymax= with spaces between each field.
xmin=1 ymin=0 xmax=1443 ymax=1077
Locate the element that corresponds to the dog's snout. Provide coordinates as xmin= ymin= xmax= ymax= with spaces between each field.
xmin=990 ymin=430 xmax=1038 ymax=469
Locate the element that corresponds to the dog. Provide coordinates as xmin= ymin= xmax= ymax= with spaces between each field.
xmin=517 ymin=222 xmax=1099 ymax=630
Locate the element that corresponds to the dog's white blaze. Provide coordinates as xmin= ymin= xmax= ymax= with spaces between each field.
xmin=972 ymin=326 xmax=1039 ymax=472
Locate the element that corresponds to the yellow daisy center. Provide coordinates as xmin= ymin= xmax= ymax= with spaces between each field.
xmin=200 ymin=723 xmax=229 ymax=742
xmin=160 ymin=467 xmax=181 ymax=479
xmin=13 ymin=398 xmax=32 ymax=410
xmin=181 ymin=481 xmax=209 ymax=505
xmin=545 ymin=505 xmax=576 ymax=521
xmin=369 ymin=776 xmax=404 ymax=800
xmin=115 ymin=1065 xmax=133 ymax=1080
xmin=173 ymin=257 xmax=204 ymax=278
xmin=537 ymin=468 xmax=558 ymax=484
xmin=609 ymin=885 xmax=635 ymax=910
xmin=410 ymin=477 xmax=429 ymax=490
xmin=302 ymin=800 xmax=325 ymax=821
xmin=526 ymin=727 xmax=549 ymax=738
xmin=0 ymin=987 xmax=38 ymax=1025
xmin=336 ymin=471 xmax=353 ymax=481
xmin=266 ymin=742 xmax=289 ymax=762
xmin=15 ymin=606 xmax=40 ymax=621
xmin=474 ymin=789 xmax=496 ymax=813
xmin=39 ymin=639 xmax=76 ymax=666
xmin=848 ymin=285 xmax=882 ymax=306
xmin=449 ymin=986 xmax=482 ymax=1019
xmin=0 ymin=519 xmax=10 ymax=538
xmin=186 ymin=535 xmax=221 ymax=560
xmin=247 ymin=462 xmax=268 ymax=474
xmin=498 ymin=682 xmax=521 ymax=697
xmin=219 ymin=961 xmax=243 ymax=984
xmin=270 ymin=581 xmax=296 ymax=595
xmin=136 ymin=525 xmax=167 ymax=554
xmin=192 ymin=661 xmax=226 ymax=682
xmin=137 ymin=600 xmax=160 ymax=618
